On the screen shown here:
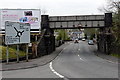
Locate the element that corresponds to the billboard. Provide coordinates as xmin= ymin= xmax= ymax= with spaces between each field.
xmin=5 ymin=21 xmax=30 ymax=45
xmin=0 ymin=9 xmax=41 ymax=29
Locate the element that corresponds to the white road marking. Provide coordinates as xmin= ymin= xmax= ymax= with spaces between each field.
xmin=70 ymin=43 xmax=73 ymax=45
xmin=78 ymin=49 xmax=80 ymax=51
xmin=78 ymin=55 xmax=84 ymax=61
xmin=49 ymin=62 xmax=64 ymax=78
xmin=64 ymin=48 xmax=66 ymax=50
xmin=106 ymin=60 xmax=118 ymax=64
xmin=49 ymin=44 xmax=70 ymax=79
xmin=79 ymin=58 xmax=84 ymax=61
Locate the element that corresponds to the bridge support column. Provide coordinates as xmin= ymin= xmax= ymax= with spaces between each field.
xmin=37 ymin=15 xmax=55 ymax=56
xmin=97 ymin=13 xmax=112 ymax=55
xmin=97 ymin=28 xmax=112 ymax=55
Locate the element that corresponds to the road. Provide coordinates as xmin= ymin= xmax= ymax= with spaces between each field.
xmin=2 ymin=41 xmax=118 ymax=79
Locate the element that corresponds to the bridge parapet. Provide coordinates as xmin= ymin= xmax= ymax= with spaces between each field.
xmin=49 ymin=13 xmax=112 ymax=29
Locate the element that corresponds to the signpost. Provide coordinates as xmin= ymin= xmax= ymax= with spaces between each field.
xmin=5 ymin=21 xmax=30 ymax=63
xmin=17 ymin=45 xmax=19 ymax=63
xmin=26 ymin=44 xmax=29 ymax=62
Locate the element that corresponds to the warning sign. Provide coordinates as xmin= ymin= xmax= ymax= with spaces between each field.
xmin=5 ymin=21 xmax=30 ymax=45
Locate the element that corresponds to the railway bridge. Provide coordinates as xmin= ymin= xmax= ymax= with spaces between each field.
xmin=37 ymin=13 xmax=112 ymax=56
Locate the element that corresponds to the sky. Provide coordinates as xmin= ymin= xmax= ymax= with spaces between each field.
xmin=0 ymin=0 xmax=107 ymax=16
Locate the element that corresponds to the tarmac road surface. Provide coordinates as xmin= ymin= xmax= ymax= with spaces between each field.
xmin=2 ymin=41 xmax=118 ymax=79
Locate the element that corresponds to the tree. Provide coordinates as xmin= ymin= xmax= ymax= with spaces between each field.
xmin=84 ymin=28 xmax=97 ymax=40
xmin=110 ymin=0 xmax=120 ymax=45
xmin=56 ymin=29 xmax=69 ymax=40
xmin=99 ymin=0 xmax=120 ymax=45
xmin=98 ymin=0 xmax=120 ymax=13
xmin=112 ymin=10 xmax=120 ymax=45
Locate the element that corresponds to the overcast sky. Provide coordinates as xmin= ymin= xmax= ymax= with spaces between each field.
xmin=0 ymin=0 xmax=107 ymax=16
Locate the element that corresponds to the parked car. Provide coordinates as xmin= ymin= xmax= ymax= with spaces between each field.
xmin=82 ymin=38 xmax=86 ymax=41
xmin=88 ymin=40 xmax=94 ymax=45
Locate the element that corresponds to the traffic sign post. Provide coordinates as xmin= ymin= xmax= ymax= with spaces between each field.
xmin=5 ymin=21 xmax=30 ymax=63
xmin=16 ymin=45 xmax=19 ymax=63
xmin=6 ymin=45 xmax=9 ymax=64
xmin=5 ymin=21 xmax=30 ymax=45
xmin=26 ymin=44 xmax=29 ymax=62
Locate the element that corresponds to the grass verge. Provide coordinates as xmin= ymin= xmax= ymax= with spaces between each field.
xmin=111 ymin=53 xmax=120 ymax=58
xmin=0 ymin=45 xmax=26 ymax=60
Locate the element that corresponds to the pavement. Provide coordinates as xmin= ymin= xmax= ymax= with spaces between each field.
xmin=1 ymin=43 xmax=69 ymax=71
xmin=95 ymin=51 xmax=118 ymax=64
xmin=1 ymin=41 xmax=119 ymax=71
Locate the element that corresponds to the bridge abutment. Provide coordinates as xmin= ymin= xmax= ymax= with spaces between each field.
xmin=37 ymin=15 xmax=55 ymax=56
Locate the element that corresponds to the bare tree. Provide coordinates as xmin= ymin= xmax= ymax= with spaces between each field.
xmin=98 ymin=0 xmax=120 ymax=45
xmin=41 ymin=8 xmax=48 ymax=15
xmin=98 ymin=0 xmax=120 ymax=13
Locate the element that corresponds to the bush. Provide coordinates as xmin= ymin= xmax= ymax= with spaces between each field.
xmin=0 ymin=46 xmax=26 ymax=60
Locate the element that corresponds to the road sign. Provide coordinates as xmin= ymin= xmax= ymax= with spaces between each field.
xmin=5 ymin=21 xmax=30 ymax=45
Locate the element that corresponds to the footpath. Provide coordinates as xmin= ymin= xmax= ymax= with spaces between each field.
xmin=1 ymin=43 xmax=69 ymax=71
xmin=95 ymin=51 xmax=118 ymax=64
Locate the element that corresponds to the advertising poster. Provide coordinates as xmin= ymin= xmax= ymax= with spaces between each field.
xmin=0 ymin=9 xmax=41 ymax=29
